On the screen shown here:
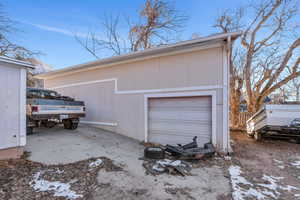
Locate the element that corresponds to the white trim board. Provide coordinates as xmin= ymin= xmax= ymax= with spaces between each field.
xmin=49 ymin=78 xmax=223 ymax=95
xmin=19 ymin=68 xmax=27 ymax=146
xmin=0 ymin=56 xmax=34 ymax=68
xmin=143 ymin=91 xmax=217 ymax=148
xmin=222 ymin=45 xmax=230 ymax=152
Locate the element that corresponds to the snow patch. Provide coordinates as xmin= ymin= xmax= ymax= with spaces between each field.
xmin=278 ymin=165 xmax=285 ymax=169
xmin=273 ymin=159 xmax=285 ymax=169
xmin=152 ymin=164 xmax=165 ymax=172
xmin=30 ymin=171 xmax=82 ymax=199
xmin=229 ymin=165 xmax=266 ymax=200
xmin=229 ymin=165 xmax=299 ymax=200
xmin=273 ymin=159 xmax=283 ymax=164
xmin=89 ymin=159 xmax=103 ymax=168
xmin=157 ymin=159 xmax=182 ymax=167
xmin=224 ymin=156 xmax=232 ymax=161
xmin=291 ymin=161 xmax=300 ymax=169
xmin=151 ymin=159 xmax=189 ymax=173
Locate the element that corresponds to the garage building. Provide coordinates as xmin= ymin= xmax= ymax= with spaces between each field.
xmin=0 ymin=56 xmax=33 ymax=159
xmin=37 ymin=32 xmax=240 ymax=152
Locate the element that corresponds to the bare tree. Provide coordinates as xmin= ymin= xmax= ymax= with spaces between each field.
xmin=0 ymin=3 xmax=37 ymax=60
xmin=284 ymin=67 xmax=300 ymax=101
xmin=214 ymin=0 xmax=300 ymax=128
xmin=76 ymin=0 xmax=187 ymax=58
xmin=0 ymin=3 xmax=40 ymax=88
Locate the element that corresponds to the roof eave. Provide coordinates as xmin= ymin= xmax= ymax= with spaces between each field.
xmin=37 ymin=31 xmax=241 ymax=79
xmin=0 ymin=56 xmax=34 ymax=69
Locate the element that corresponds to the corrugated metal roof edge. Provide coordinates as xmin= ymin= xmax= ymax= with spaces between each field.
xmin=36 ymin=31 xmax=241 ymax=79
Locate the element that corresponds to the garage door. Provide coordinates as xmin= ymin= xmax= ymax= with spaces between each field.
xmin=148 ymin=96 xmax=212 ymax=147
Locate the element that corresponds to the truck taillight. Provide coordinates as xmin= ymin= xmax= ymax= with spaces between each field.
xmin=32 ymin=106 xmax=38 ymax=112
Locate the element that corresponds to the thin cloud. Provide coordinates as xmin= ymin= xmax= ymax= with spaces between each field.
xmin=24 ymin=22 xmax=88 ymax=38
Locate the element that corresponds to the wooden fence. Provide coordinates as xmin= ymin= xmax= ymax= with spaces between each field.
xmin=230 ymin=112 xmax=254 ymax=130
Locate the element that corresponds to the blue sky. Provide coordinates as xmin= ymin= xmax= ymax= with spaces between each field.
xmin=3 ymin=0 xmax=244 ymax=69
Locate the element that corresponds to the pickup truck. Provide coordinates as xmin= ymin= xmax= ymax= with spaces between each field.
xmin=26 ymin=88 xmax=85 ymax=134
xmin=246 ymin=104 xmax=300 ymax=141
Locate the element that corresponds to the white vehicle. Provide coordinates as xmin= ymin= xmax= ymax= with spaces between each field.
xmin=246 ymin=104 xmax=300 ymax=140
xmin=27 ymin=88 xmax=85 ymax=134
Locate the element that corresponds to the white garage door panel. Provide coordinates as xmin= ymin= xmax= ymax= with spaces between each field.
xmin=149 ymin=111 xmax=211 ymax=121
xmin=150 ymin=121 xmax=211 ymax=132
xmin=148 ymin=96 xmax=212 ymax=147
xmin=150 ymin=134 xmax=210 ymax=146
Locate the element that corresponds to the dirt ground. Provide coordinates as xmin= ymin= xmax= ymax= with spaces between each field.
xmin=23 ymin=125 xmax=231 ymax=200
xmin=0 ymin=156 xmax=121 ymax=200
xmin=2 ymin=128 xmax=300 ymax=200
xmin=230 ymin=131 xmax=300 ymax=200
xmin=0 ymin=155 xmax=230 ymax=200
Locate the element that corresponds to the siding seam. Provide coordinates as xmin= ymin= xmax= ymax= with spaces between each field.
xmin=49 ymin=78 xmax=223 ymax=94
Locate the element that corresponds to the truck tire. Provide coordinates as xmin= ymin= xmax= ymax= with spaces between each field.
xmin=70 ymin=122 xmax=78 ymax=130
xmin=63 ymin=120 xmax=72 ymax=129
xmin=144 ymin=147 xmax=165 ymax=159
xmin=63 ymin=119 xmax=78 ymax=130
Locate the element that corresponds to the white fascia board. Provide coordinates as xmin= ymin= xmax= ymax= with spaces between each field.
xmin=0 ymin=56 xmax=34 ymax=68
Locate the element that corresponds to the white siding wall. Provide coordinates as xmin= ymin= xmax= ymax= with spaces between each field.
xmin=45 ymin=45 xmax=230 ymax=151
xmin=0 ymin=64 xmax=20 ymax=149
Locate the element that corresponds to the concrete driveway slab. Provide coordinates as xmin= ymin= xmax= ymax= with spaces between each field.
xmin=25 ymin=124 xmax=144 ymax=165
xmin=25 ymin=125 xmax=231 ymax=200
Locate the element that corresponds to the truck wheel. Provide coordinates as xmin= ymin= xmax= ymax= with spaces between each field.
xmin=63 ymin=120 xmax=72 ymax=129
xmin=144 ymin=147 xmax=165 ymax=159
xmin=254 ymin=131 xmax=262 ymax=141
xmin=70 ymin=122 xmax=78 ymax=130
xmin=63 ymin=119 xmax=78 ymax=130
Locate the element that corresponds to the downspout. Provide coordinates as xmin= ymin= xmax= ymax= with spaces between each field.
xmin=226 ymin=36 xmax=232 ymax=153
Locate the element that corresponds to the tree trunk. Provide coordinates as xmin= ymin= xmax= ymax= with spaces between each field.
xmin=230 ymin=94 xmax=240 ymax=129
xmin=230 ymin=77 xmax=242 ymax=129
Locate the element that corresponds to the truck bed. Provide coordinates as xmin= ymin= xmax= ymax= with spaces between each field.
xmin=247 ymin=104 xmax=300 ymax=138
xmin=28 ymin=98 xmax=85 ymax=116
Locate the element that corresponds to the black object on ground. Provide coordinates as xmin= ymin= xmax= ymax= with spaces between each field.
xmin=142 ymin=137 xmax=215 ymax=176
xmin=165 ymin=137 xmax=215 ymax=159
xmin=178 ymin=136 xmax=198 ymax=150
xmin=144 ymin=147 xmax=165 ymax=159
